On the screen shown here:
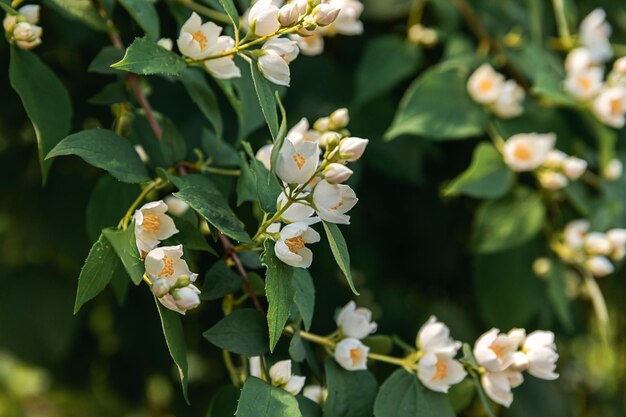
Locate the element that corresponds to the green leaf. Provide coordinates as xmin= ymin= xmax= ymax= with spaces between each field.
xmin=219 ymin=0 xmax=240 ymax=29
xmin=242 ymin=142 xmax=281 ymax=213
xmin=74 ymin=234 xmax=121 ymax=313
xmin=298 ymin=396 xmax=323 ymax=417
xmin=443 ymin=142 xmax=514 ymax=199
xmin=119 ymin=0 xmax=160 ymax=39
xmin=86 ymin=175 xmax=139 ymax=243
xmin=472 ymin=186 xmax=546 ymax=253
xmin=165 ymin=172 xmax=251 ymax=243
xmin=202 ymin=129 xmax=239 ymax=166
xmin=546 ymin=259 xmax=574 ymax=331
xmin=44 ymin=0 xmax=108 ymax=30
xmin=293 ymin=268 xmax=315 ymax=331
xmin=354 ymin=35 xmax=422 ymax=106
xmin=322 ymin=222 xmax=359 ymax=295
xmin=160 ymin=117 xmax=188 ymax=165
xmin=181 ymin=69 xmax=224 ymax=140
xmin=324 ymin=359 xmax=378 ymax=417
xmin=9 ymin=48 xmax=72 ymax=183
xmin=102 ymin=226 xmax=145 ymax=285
xmin=531 ymin=71 xmax=577 ymax=107
xmin=235 ymin=377 xmax=302 ymax=417
xmin=167 ymin=217 xmax=217 ymax=255
xmin=263 ymin=240 xmax=295 ymax=352
xmin=270 ymin=92 xmax=288 ymax=169
xmin=289 ymin=328 xmax=306 ymax=362
xmin=374 ymin=369 xmax=455 ymax=417
xmin=203 ymin=309 xmax=270 ymax=356
xmin=46 ymin=129 xmax=151 ymax=184
xmin=88 ymin=81 xmax=128 ymax=106
xmin=155 ymin=299 xmax=190 ymax=404
xmin=236 ymin=153 xmax=258 ymax=206
xmin=88 ymin=46 xmax=126 ymax=74
xmin=110 ymin=262 xmax=132 ymax=305
xmin=385 ymin=65 xmax=487 ymax=141
xmin=202 ymin=261 xmax=243 ymax=300
xmin=250 ymin=61 xmax=279 ymax=139
xmin=207 ymin=385 xmax=240 ymax=417
xmin=112 ymin=37 xmax=187 ymax=76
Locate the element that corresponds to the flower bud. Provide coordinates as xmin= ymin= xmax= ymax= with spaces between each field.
xmin=157 ymin=38 xmax=173 ymax=51
xmin=278 ymin=3 xmax=301 ymax=27
xmin=614 ymin=57 xmax=626 ymax=76
xmin=532 ymin=257 xmax=551 ymax=278
xmin=175 ymin=274 xmax=191 ymax=288
xmin=12 ymin=21 xmax=42 ymax=50
xmin=408 ymin=24 xmax=438 ymax=47
xmin=542 ymin=150 xmax=566 ymax=170
xmin=3 ymin=14 xmax=16 ymax=32
xmin=283 ymin=375 xmax=306 ymax=395
xmin=19 ymin=5 xmax=40 ymax=24
xmin=603 ymin=158 xmax=623 ymax=180
xmin=151 ymin=278 xmax=171 ymax=297
xmin=314 ymin=116 xmax=330 ymax=131
xmin=562 ymin=156 xmax=587 ymax=180
xmin=134 ymin=144 xmax=149 ymax=163
xmin=537 ymin=171 xmax=567 ymax=191
xmin=311 ymin=4 xmax=340 ymax=26
xmin=330 ymin=108 xmax=349 ymax=129
xmin=171 ymin=285 xmax=201 ymax=311
xmin=324 ymin=163 xmax=353 ymax=183
xmin=255 ymin=143 xmax=273 ymax=170
xmin=320 ymin=131 xmax=342 ymax=147
xmin=258 ymin=51 xmax=291 ymax=86
xmin=248 ymin=0 xmax=280 ymax=36
xmin=584 ymin=232 xmax=612 ymax=256
xmin=338 ymin=137 xmax=368 ymax=162
xmin=269 ymin=360 xmax=292 ymax=385
xmin=164 ymin=195 xmax=190 ymax=217
xmin=585 ymin=256 xmax=614 ymax=277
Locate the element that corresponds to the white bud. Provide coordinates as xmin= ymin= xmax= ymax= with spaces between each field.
xmin=585 ymin=256 xmax=614 ymax=277
xmin=157 ymin=38 xmax=173 ymax=51
xmin=532 ymin=257 xmax=551 ymax=278
xmin=258 ymin=51 xmax=291 ymax=86
xmin=542 ymin=150 xmax=567 ymax=170
xmin=314 ymin=116 xmax=331 ymax=131
xmin=283 ymin=375 xmax=306 ymax=395
xmin=584 ymin=232 xmax=612 ymax=256
xmin=255 ymin=143 xmax=273 ymax=170
xmin=269 ymin=360 xmax=292 ymax=385
xmin=603 ymin=158 xmax=623 ymax=180
xmin=278 ymin=3 xmax=301 ymax=27
xmin=614 ymin=57 xmax=626 ymax=76
xmin=338 ymin=137 xmax=368 ymax=162
xmin=12 ymin=21 xmax=42 ymax=49
xmin=330 ymin=108 xmax=349 ymax=129
xmin=303 ymin=385 xmax=325 ymax=404
xmin=151 ymin=278 xmax=171 ymax=297
xmin=3 ymin=15 xmax=16 ymax=32
xmin=538 ymin=171 xmax=568 ymax=191
xmin=562 ymin=157 xmax=587 ymax=180
xmin=248 ymin=0 xmax=281 ymax=36
xmin=408 ymin=24 xmax=438 ymax=46
xmin=19 ymin=5 xmax=40 ymax=24
xmin=312 ymin=4 xmax=340 ymax=26
xmin=164 ymin=195 xmax=190 ymax=216
xmin=134 ymin=144 xmax=149 ymax=163
xmin=324 ymin=163 xmax=353 ymax=183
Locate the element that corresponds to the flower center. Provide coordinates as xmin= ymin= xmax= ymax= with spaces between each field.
xmin=578 ymin=76 xmax=592 ymax=91
xmin=159 ymin=255 xmax=175 ymax=278
xmin=432 ymin=359 xmax=448 ymax=381
xmin=478 ymin=78 xmax=493 ymax=93
xmin=349 ymin=347 xmax=361 ymax=362
xmin=192 ymin=30 xmax=208 ymax=50
xmin=489 ymin=343 xmax=506 ymax=359
xmin=329 ymin=201 xmax=344 ymax=211
xmin=513 ymin=144 xmax=532 ymax=161
xmin=609 ymin=97 xmax=623 ymax=116
xmin=285 ymin=235 xmax=305 ymax=254
xmin=142 ymin=214 xmax=161 ymax=233
xmin=292 ymin=152 xmax=306 ymax=169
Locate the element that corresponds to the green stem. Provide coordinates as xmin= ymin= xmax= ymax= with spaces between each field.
xmin=118 ymin=178 xmax=164 ymax=229
xmin=201 ymin=26 xmax=301 ymax=61
xmin=201 ymin=166 xmax=241 ymax=176
xmin=174 ymin=0 xmax=232 ymax=25
xmin=551 ymin=0 xmax=572 ymax=49
xmin=223 ymin=350 xmax=242 ymax=387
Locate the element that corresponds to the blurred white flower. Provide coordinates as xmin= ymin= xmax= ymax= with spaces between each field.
xmin=502 ymin=133 xmax=555 ymax=172
xmin=564 ymin=219 xmax=590 ymax=250
xmin=276 ymin=137 xmax=320 ymax=184
xmin=603 ymin=158 xmax=623 ymax=180
xmin=290 ymin=33 xmax=324 ymax=56
xmin=249 ymin=356 xmax=262 ymax=378
xmin=417 ymin=352 xmax=466 ymax=393
xmin=274 ymin=222 xmax=321 ymax=268
xmin=522 ymin=331 xmax=559 ymax=380
xmin=562 ymin=156 xmax=587 ymax=180
xmin=12 ymin=21 xmax=42 ymax=49
xmin=164 ymin=195 xmax=190 ymax=217
xmin=330 ymin=108 xmax=350 ymax=129
xmin=248 ymin=0 xmax=280 ymax=36
xmin=255 ymin=143 xmax=274 ymax=170
xmin=492 ymin=80 xmax=525 ymax=119
xmin=303 ymin=385 xmax=325 ymax=404
xmin=585 ymin=255 xmax=614 ymax=277
xmin=583 ymin=232 xmax=612 ymax=256
xmin=592 ymin=86 xmax=626 ymax=128
xmin=326 ymin=0 xmax=363 ymax=35
xmin=417 ymin=316 xmax=462 ymax=357
xmin=312 ymin=180 xmax=358 ymax=224
xmin=133 ymin=201 xmax=179 ymax=254
xmin=537 ymin=171 xmax=568 ymax=191
xmin=542 ymin=150 xmax=567 ymax=170
xmin=564 ymin=48 xmax=594 ymax=74
xmin=336 ymin=301 xmax=377 ymax=339
xmin=134 ymin=144 xmax=149 ymax=163
xmin=334 ymin=338 xmax=369 ymax=370
xmin=579 ymin=8 xmax=612 ymax=63
xmin=564 ymin=67 xmax=604 ymax=100
xmin=278 ymin=2 xmax=303 ymax=27
xmin=467 ymin=64 xmax=505 ymax=105
xmin=481 ymin=370 xmax=523 ymax=408
xmin=473 ymin=328 xmax=518 ymax=372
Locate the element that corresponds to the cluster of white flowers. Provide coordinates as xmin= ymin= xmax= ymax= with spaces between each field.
xmin=332 ymin=301 xmax=377 ymax=370
xmin=467 ymin=64 xmax=525 ymax=119
xmin=501 ymin=132 xmax=587 ymax=190
xmin=556 ymin=219 xmax=626 ymax=277
xmin=564 ymin=9 xmax=626 ymax=128
xmin=256 ymin=108 xmax=368 ymax=268
xmin=248 ymin=357 xmax=308 ymax=395
xmin=474 ymin=328 xmax=558 ymax=407
xmin=3 ymin=5 xmax=42 ymax=50
xmin=133 ymin=201 xmax=201 ymax=314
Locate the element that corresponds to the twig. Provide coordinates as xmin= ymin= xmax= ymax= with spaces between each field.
xmin=218 ymin=232 xmax=265 ymax=313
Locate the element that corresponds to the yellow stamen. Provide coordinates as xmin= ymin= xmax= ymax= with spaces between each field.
xmin=610 ymin=97 xmax=623 ymax=116
xmin=142 ymin=214 xmax=161 ymax=233
xmin=192 ymin=30 xmax=208 ymax=50
xmin=478 ymin=78 xmax=493 ymax=93
xmin=285 ymin=235 xmax=305 ymax=254
xmin=292 ymin=152 xmax=306 ymax=169
xmin=329 ymin=201 xmax=344 ymax=211
xmin=349 ymin=347 xmax=361 ymax=362
xmin=432 ymin=359 xmax=447 ymax=381
xmin=159 ymin=255 xmax=175 ymax=278
xmin=513 ymin=144 xmax=532 ymax=161
xmin=489 ymin=343 xmax=505 ymax=358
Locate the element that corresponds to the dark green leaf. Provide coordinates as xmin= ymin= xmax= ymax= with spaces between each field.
xmin=472 ymin=186 xmax=545 ymax=253
xmin=263 ymin=240 xmax=295 ymax=351
xmin=181 ymin=69 xmax=224 ymax=140
xmin=324 ymin=359 xmax=378 ymax=417
xmin=546 ymin=259 xmax=574 ymax=331
xmin=160 ymin=117 xmax=187 ymax=165
xmin=322 ymin=222 xmax=359 ymax=295
xmin=236 ymin=153 xmax=258 ymax=206
xmin=242 ymin=142 xmax=281 ymax=213
xmin=88 ymin=46 xmax=126 ymax=75
xmin=202 ymin=129 xmax=239 ymax=166
xmin=155 ymin=299 xmax=190 ymax=404
xmin=167 ymin=217 xmax=217 ymax=255
xmin=103 ymin=226 xmax=145 ymax=285
xmin=270 ymin=92 xmax=288 ymax=169
xmin=86 ymin=175 xmax=139 ymax=243
xmin=293 ymin=268 xmax=315 ymax=331
xmin=88 ymin=81 xmax=128 ymax=106
xmin=203 ymin=309 xmax=269 ymax=356
xmin=219 ymin=0 xmax=240 ymax=29
xmin=119 ymin=0 xmax=160 ymax=39
xmin=289 ymin=329 xmax=306 ymax=362
xmin=443 ymin=142 xmax=514 ymax=199
xmin=44 ymin=0 xmax=107 ymax=30
xmin=250 ymin=61 xmax=279 ymax=139
xmin=207 ymin=385 xmax=240 ymax=417
xmin=112 ymin=37 xmax=187 ymax=76
xmin=236 ymin=377 xmax=302 ymax=417
xmin=201 ymin=260 xmax=243 ymax=300
xmin=9 ymin=47 xmax=72 ymax=183
xmin=298 ymin=396 xmax=323 ymax=417
xmin=46 ymin=129 xmax=151 ymax=184
xmin=110 ymin=262 xmax=132 ymax=305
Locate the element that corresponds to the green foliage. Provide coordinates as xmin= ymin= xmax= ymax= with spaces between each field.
xmin=43 ymin=0 xmax=108 ymax=30
xmin=103 ymin=226 xmax=145 ymax=285
xmin=112 ymin=37 xmax=188 ymax=76
xmin=219 ymin=0 xmax=240 ymax=29
xmin=203 ymin=309 xmax=269 ymax=356
xmin=324 ymin=359 xmax=379 ymax=417
xmin=156 ymin=299 xmax=190 ymax=404
xmin=250 ymin=61 xmax=279 ymax=139
xmin=293 ymin=268 xmax=315 ymax=331
xmin=235 ymin=377 xmax=302 ymax=417
xmin=263 ymin=240 xmax=295 ymax=351
xmin=202 ymin=261 xmax=243 ymax=300
xmin=181 ymin=69 xmax=224 ymax=140
xmin=322 ymin=222 xmax=359 ymax=295
xmin=241 ymin=142 xmax=281 ymax=213
xmin=119 ymin=0 xmax=160 ymax=39
xmin=89 ymin=46 xmax=126 ymax=75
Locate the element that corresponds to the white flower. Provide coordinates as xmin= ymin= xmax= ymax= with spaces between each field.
xmin=609 ymin=57 xmax=626 ymax=85
xmin=492 ymin=80 xmax=525 ymax=119
xmin=592 ymin=87 xmax=626 ymax=128
xmin=157 ymin=38 xmax=173 ymax=51
xmin=324 ymin=163 xmax=353 ymax=183
xmin=312 ymin=180 xmax=358 ymax=224
xmin=248 ymin=0 xmax=280 ymax=36
xmin=565 ymin=48 xmax=594 ymax=74
xmin=249 ymin=356 xmax=262 ymax=378
xmin=562 ymin=156 xmax=587 ymax=180
xmin=269 ymin=359 xmax=292 ymax=385
xmin=603 ymin=158 xmax=623 ymax=180
xmin=4 ymin=4 xmax=39 ymax=32
xmin=564 ymin=219 xmax=590 ymax=249
xmin=263 ymin=37 xmax=300 ymax=62
xmin=338 ymin=137 xmax=368 ymax=162
xmin=145 ymin=245 xmax=198 ymax=286
xmin=287 ymin=118 xmax=322 ymax=144
xmin=255 ymin=143 xmax=274 ymax=170
xmin=417 ymin=352 xmax=466 ymax=393
xmin=158 ymin=284 xmax=201 ymax=315
xmin=542 ymin=150 xmax=567 ymax=170
xmin=151 ymin=278 xmax=171 ymax=297
xmin=585 ymin=255 xmax=614 ymax=277
xmin=258 ymin=51 xmax=291 ymax=86
xmin=537 ymin=171 xmax=568 ymax=191
xmin=278 ymin=2 xmax=303 ymax=27
xmin=564 ymin=67 xmax=604 ymax=100
xmin=502 ymin=133 xmax=556 ymax=172
xmin=473 ymin=329 xmax=518 ymax=372
xmin=330 ymin=108 xmax=350 ymax=129
xmin=284 ymin=375 xmax=306 ymax=395
xmin=303 ymin=385 xmax=325 ymax=404
xmin=584 ymin=232 xmax=612 ymax=256
xmin=326 ymin=0 xmax=364 ymax=35
xmin=276 ymin=191 xmax=319 ymax=224
xmin=606 ymin=228 xmax=626 ymax=255
xmin=275 ymin=137 xmax=320 ymax=184
xmin=290 ymin=33 xmax=324 ymax=56
xmin=481 ymin=370 xmax=523 ymax=408
xmin=417 ymin=316 xmax=462 ymax=357
xmin=579 ymin=8 xmax=612 ymax=63
xmin=523 ymin=331 xmax=559 ymax=380
xmin=134 ymin=144 xmax=149 ymax=163
xmin=2 ymin=15 xmax=16 ymax=32
xmin=12 ymin=21 xmax=42 ymax=49
xmin=334 ymin=338 xmax=369 ymax=370
xmin=467 ymin=64 xmax=505 ymax=105
xmin=274 ymin=222 xmax=321 ymax=268
xmin=133 ymin=201 xmax=179 ymax=254
xmin=204 ymin=36 xmax=241 ymax=79
xmin=336 ymin=301 xmax=377 ymax=339
xmin=311 ymin=4 xmax=340 ymax=26
xmin=164 ymin=195 xmax=190 ymax=217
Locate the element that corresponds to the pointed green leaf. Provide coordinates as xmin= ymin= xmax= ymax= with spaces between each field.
xmin=235 ymin=377 xmax=302 ymax=417
xmin=202 ymin=261 xmax=243 ymax=300
xmin=546 ymin=259 xmax=574 ymax=331
xmin=322 ymin=222 xmax=359 ymax=295
xmin=103 ymin=226 xmax=145 ymax=285
xmin=119 ymin=0 xmax=160 ymax=39
xmin=88 ymin=46 xmax=126 ymax=74
xmin=293 ymin=268 xmax=315 ymax=331
xmin=242 ymin=142 xmax=281 ymax=213
xmin=250 ymin=61 xmax=279 ymax=139
xmin=218 ymin=0 xmax=240 ymax=28
xmin=203 ymin=308 xmax=269 ymax=356
xmin=324 ymin=359 xmax=378 ymax=417
xmin=86 ymin=175 xmax=139 ymax=243
xmin=44 ymin=0 xmax=108 ymax=30
xmin=263 ymin=240 xmax=295 ymax=351
xmin=181 ymin=69 xmax=224 ymax=140
xmin=112 ymin=37 xmax=187 ymax=76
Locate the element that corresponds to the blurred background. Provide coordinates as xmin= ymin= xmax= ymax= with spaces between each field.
xmin=1 ymin=0 xmax=626 ymax=416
